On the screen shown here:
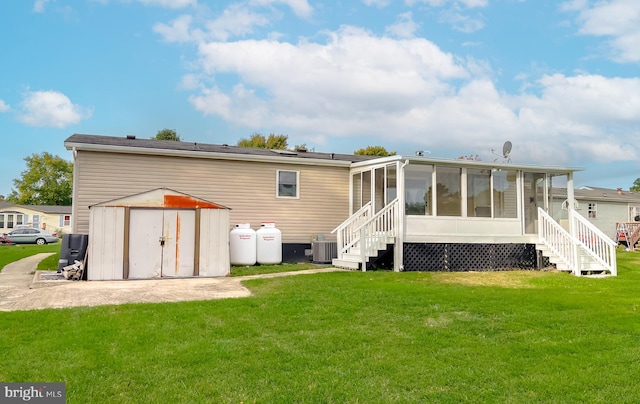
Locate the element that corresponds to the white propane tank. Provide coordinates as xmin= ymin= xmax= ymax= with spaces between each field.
xmin=229 ymin=223 xmax=257 ymax=266
xmin=256 ymin=222 xmax=282 ymax=265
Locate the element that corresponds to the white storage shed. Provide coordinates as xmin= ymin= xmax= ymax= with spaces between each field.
xmin=87 ymin=188 xmax=230 ymax=280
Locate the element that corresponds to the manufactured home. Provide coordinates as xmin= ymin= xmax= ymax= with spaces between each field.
xmin=551 ymin=186 xmax=640 ymax=239
xmin=65 ymin=134 xmax=617 ymax=278
xmin=0 ymin=202 xmax=72 ymax=235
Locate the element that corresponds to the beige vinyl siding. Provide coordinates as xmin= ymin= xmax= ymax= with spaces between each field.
xmin=73 ymin=151 xmax=350 ymax=243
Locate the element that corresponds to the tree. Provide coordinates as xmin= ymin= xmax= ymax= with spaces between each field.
xmin=354 ymin=146 xmax=396 ymax=156
xmin=237 ymin=133 xmax=288 ymax=149
xmin=152 ymin=128 xmax=181 ymax=141
xmin=7 ymin=152 xmax=73 ymax=206
xmin=631 ymin=178 xmax=640 ymax=192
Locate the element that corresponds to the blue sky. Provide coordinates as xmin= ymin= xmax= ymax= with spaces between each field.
xmin=1 ymin=0 xmax=639 ymax=198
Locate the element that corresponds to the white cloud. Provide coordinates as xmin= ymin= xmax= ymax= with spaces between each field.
xmin=406 ymin=0 xmax=488 ymax=8
xmin=363 ymin=0 xmax=393 ymax=7
xmin=182 ymin=25 xmax=640 ymax=165
xmin=249 ymin=0 xmax=313 ymax=18
xmin=18 ymin=90 xmax=92 ymax=128
xmin=0 ymin=100 xmax=9 ymax=113
xmin=154 ymin=5 xmax=270 ymax=43
xmin=385 ymin=12 xmax=419 ymax=38
xmin=33 ymin=0 xmax=50 ymax=13
xmin=154 ymin=15 xmax=201 ymax=43
xmin=138 ymin=0 xmax=196 ymax=8
xmin=438 ymin=9 xmax=485 ymax=33
xmin=205 ymin=4 xmax=271 ymax=41
xmin=403 ymin=0 xmax=487 ymax=32
xmin=565 ymin=0 xmax=640 ymax=63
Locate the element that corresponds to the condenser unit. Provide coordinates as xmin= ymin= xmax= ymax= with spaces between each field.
xmin=312 ymin=241 xmax=337 ymax=263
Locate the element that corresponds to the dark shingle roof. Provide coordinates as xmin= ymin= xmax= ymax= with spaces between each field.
xmin=575 ymin=186 xmax=640 ymax=203
xmin=65 ymin=134 xmax=376 ymax=163
xmin=0 ymin=203 xmax=71 ymax=214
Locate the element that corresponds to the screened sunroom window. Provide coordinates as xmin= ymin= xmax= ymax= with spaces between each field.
xmin=493 ymin=170 xmax=517 ymax=218
xmin=404 ymin=164 xmax=433 ymax=215
xmin=467 ymin=168 xmax=491 ymax=217
xmin=436 ymin=166 xmax=461 ymax=217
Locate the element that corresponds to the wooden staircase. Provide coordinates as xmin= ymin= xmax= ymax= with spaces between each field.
xmin=332 ymin=199 xmax=399 ymax=271
xmin=537 ymin=208 xmax=617 ymax=276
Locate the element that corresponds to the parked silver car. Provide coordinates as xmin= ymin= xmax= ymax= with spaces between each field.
xmin=7 ymin=227 xmax=59 ymax=245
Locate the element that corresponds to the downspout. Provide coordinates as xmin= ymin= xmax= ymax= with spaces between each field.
xmin=71 ymin=147 xmax=78 ymax=234
xmin=395 ymin=159 xmax=410 ymax=272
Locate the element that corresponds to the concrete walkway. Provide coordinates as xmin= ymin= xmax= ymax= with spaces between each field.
xmin=0 ymin=254 xmax=345 ymax=312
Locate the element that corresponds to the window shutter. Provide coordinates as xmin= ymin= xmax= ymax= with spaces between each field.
xmin=59 ymin=215 xmax=64 ymax=227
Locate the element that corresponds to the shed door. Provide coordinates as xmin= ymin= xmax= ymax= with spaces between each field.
xmin=128 ymin=209 xmax=196 ymax=279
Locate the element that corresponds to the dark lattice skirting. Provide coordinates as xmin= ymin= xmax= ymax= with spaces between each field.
xmin=403 ymin=243 xmax=540 ymax=272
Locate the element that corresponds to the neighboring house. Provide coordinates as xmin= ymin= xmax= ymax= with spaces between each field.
xmin=65 ymin=134 xmax=617 ymax=278
xmin=0 ymin=202 xmax=72 ymax=235
xmin=552 ymin=186 xmax=640 ymax=240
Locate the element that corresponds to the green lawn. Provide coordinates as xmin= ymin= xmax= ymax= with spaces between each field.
xmin=1 ymin=252 xmax=640 ymax=402
xmin=0 ymin=243 xmax=60 ymax=272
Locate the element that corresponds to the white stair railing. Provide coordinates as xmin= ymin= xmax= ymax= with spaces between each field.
xmin=570 ymin=210 xmax=617 ymax=276
xmin=353 ymin=198 xmax=399 ymax=271
xmin=332 ymin=201 xmax=372 ymax=259
xmin=538 ymin=207 xmax=578 ymax=275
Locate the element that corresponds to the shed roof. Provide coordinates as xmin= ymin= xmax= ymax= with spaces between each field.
xmin=91 ymin=188 xmax=230 ymax=209
xmin=65 ymin=134 xmax=375 ymax=165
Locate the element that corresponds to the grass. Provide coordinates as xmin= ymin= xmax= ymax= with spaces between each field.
xmin=0 ymin=243 xmax=60 ymax=272
xmin=230 ymin=262 xmax=331 ymax=277
xmin=1 ymin=252 xmax=640 ymax=402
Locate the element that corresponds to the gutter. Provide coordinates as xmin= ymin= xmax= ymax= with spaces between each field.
xmin=64 ymin=141 xmax=354 ymax=168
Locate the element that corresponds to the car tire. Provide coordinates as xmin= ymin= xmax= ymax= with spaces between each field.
xmin=36 ymin=238 xmax=46 ymax=245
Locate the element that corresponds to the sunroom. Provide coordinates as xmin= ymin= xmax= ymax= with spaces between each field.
xmin=332 ymin=155 xmax=617 ymax=276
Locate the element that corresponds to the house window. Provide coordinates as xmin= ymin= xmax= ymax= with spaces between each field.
xmin=435 ymin=166 xmax=462 ymax=217
xmin=0 ymin=214 xmax=4 ymax=228
xmin=63 ymin=215 xmax=71 ymax=226
xmin=277 ymin=170 xmax=299 ymax=198
xmin=7 ymin=214 xmax=14 ymax=229
xmin=16 ymin=214 xmax=23 ymax=226
xmin=588 ymin=203 xmax=597 ymax=218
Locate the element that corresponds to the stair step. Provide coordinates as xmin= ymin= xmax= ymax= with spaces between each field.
xmin=331 ymin=258 xmax=360 ymax=270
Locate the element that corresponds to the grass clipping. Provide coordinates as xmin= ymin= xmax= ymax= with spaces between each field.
xmin=433 ymin=270 xmax=549 ymax=288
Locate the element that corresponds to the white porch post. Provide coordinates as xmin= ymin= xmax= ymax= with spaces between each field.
xmin=395 ymin=160 xmax=408 ymax=272
xmin=567 ymin=172 xmax=575 ymax=233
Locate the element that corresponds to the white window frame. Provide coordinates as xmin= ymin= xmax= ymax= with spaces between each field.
xmin=63 ymin=215 xmax=71 ymax=226
xmin=276 ymin=170 xmax=300 ymax=199
xmin=588 ymin=203 xmax=597 ymax=219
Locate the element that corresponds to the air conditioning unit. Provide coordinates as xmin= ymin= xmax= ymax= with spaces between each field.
xmin=312 ymin=241 xmax=337 ymax=263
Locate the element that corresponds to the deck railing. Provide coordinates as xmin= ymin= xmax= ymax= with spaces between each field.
xmin=572 ymin=211 xmax=617 ymax=276
xmin=538 ymin=208 xmax=578 ymax=274
xmin=615 ymin=222 xmax=640 ymax=250
xmin=332 ymin=201 xmax=372 ymax=259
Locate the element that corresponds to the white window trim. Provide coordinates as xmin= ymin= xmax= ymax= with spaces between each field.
xmin=276 ymin=170 xmax=300 ymax=199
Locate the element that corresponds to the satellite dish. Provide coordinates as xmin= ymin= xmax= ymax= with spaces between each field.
xmin=503 ymin=141 xmax=512 ymax=159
